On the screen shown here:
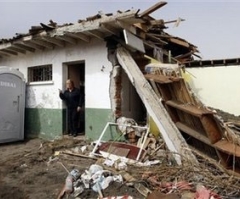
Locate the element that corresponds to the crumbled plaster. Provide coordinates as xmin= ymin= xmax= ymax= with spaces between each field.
xmin=109 ymin=64 xmax=122 ymax=119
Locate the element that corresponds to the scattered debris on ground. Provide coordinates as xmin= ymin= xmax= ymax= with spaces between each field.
xmin=1 ymin=125 xmax=240 ymax=199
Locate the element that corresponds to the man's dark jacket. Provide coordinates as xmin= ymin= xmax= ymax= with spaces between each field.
xmin=59 ymin=88 xmax=82 ymax=109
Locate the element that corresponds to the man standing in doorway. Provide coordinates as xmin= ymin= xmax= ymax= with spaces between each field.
xmin=59 ymin=79 xmax=82 ymax=137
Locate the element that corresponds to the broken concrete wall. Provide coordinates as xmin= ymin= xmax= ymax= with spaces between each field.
xmin=108 ymin=48 xmax=145 ymax=124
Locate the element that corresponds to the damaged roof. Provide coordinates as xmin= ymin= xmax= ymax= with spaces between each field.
xmin=0 ymin=1 xmax=199 ymax=62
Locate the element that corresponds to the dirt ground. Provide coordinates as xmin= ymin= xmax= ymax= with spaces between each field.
xmin=0 ymin=137 xmax=143 ymax=199
xmin=1 ymin=109 xmax=239 ymax=199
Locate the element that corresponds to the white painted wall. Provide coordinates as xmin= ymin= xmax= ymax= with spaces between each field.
xmin=0 ymin=38 xmax=112 ymax=109
xmin=186 ymin=66 xmax=240 ymax=116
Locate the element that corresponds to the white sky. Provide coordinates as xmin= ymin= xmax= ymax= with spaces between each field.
xmin=0 ymin=0 xmax=239 ymax=60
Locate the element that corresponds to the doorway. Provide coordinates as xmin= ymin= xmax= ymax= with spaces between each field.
xmin=67 ymin=62 xmax=85 ymax=135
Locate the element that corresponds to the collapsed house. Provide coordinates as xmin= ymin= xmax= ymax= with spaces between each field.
xmin=1 ymin=1 xmax=240 ymax=176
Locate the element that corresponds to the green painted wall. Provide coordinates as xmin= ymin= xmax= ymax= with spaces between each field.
xmin=85 ymin=108 xmax=120 ymax=141
xmin=25 ymin=107 xmax=121 ymax=141
xmin=25 ymin=108 xmax=65 ymax=140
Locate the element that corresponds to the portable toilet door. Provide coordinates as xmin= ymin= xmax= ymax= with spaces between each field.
xmin=0 ymin=67 xmax=25 ymax=143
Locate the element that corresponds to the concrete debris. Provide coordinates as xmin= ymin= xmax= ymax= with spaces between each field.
xmin=114 ymin=160 xmax=128 ymax=171
xmin=103 ymin=158 xmax=128 ymax=171
xmin=58 ymin=164 xmax=124 ymax=198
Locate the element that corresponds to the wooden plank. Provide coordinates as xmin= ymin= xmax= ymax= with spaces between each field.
xmin=166 ymin=100 xmax=213 ymax=118
xmin=149 ymin=79 xmax=161 ymax=98
xmin=116 ymin=47 xmax=198 ymax=165
xmin=169 ymin=38 xmax=190 ymax=48
xmin=146 ymin=33 xmax=168 ymax=45
xmin=179 ymin=79 xmax=195 ymax=104
xmin=214 ymin=140 xmax=240 ymax=157
xmin=139 ymin=1 xmax=167 ymax=17
xmin=201 ymin=115 xmax=222 ymax=144
xmin=133 ymin=23 xmax=148 ymax=32
xmin=145 ymin=73 xmax=180 ymax=84
xmin=176 ymin=122 xmax=211 ymax=145
xmin=158 ymin=84 xmax=172 ymax=101
xmin=61 ymin=151 xmax=97 ymax=160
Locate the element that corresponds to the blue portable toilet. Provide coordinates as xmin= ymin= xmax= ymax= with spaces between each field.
xmin=0 ymin=67 xmax=25 ymax=143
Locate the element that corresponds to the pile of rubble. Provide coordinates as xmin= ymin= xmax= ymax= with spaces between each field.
xmin=53 ymin=116 xmax=240 ymax=199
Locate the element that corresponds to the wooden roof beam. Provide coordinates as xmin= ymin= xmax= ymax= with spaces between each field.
xmin=30 ymin=39 xmax=54 ymax=49
xmin=0 ymin=51 xmax=11 ymax=57
xmin=87 ymin=30 xmax=105 ymax=40
xmin=57 ymin=35 xmax=77 ymax=45
xmin=100 ymin=23 xmax=120 ymax=36
xmin=65 ymin=32 xmax=91 ymax=43
xmin=14 ymin=43 xmax=36 ymax=52
xmin=22 ymin=41 xmax=45 ymax=51
xmin=40 ymin=37 xmax=65 ymax=47
xmin=8 ymin=46 xmax=26 ymax=54
xmin=146 ymin=33 xmax=168 ymax=45
xmin=1 ymin=49 xmax=18 ymax=56
xmin=139 ymin=1 xmax=167 ymax=17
